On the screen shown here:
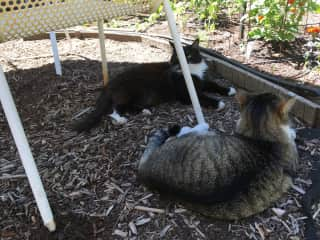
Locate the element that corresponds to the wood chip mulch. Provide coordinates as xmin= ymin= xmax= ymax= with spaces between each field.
xmin=0 ymin=38 xmax=319 ymax=240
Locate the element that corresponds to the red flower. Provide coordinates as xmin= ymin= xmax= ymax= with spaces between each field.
xmin=288 ymin=0 xmax=295 ymax=4
xmin=258 ymin=15 xmax=264 ymax=21
xmin=306 ymin=26 xmax=320 ymax=34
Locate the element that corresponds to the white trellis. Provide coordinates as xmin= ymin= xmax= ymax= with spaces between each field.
xmin=0 ymin=0 xmax=206 ymax=231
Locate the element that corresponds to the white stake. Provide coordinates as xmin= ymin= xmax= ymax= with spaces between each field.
xmin=163 ymin=0 xmax=206 ymax=125
xmin=98 ymin=19 xmax=109 ymax=86
xmin=49 ymin=31 xmax=62 ymax=76
xmin=0 ymin=66 xmax=56 ymax=232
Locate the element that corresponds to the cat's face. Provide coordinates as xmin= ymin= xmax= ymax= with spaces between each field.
xmin=236 ymin=91 xmax=296 ymax=142
xmin=169 ymin=39 xmax=202 ymax=65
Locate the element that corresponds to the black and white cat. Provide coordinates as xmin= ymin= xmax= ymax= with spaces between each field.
xmin=72 ymin=39 xmax=236 ymax=132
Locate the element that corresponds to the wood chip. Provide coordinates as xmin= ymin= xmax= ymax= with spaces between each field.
xmin=291 ymin=184 xmax=306 ymax=195
xmin=134 ymin=206 xmax=165 ymax=214
xmin=113 ymin=229 xmax=128 ymax=238
xmin=72 ymin=107 xmax=92 ymax=120
xmin=0 ymin=174 xmax=26 ymax=180
xmin=159 ymin=225 xmax=171 ymax=238
xmin=106 ymin=205 xmax=114 ymax=216
xmin=312 ymin=206 xmax=320 ymax=219
xmin=254 ymin=223 xmax=265 ymax=240
xmin=272 ymin=208 xmax=286 ymax=217
xmin=129 ymin=221 xmax=137 ymax=235
xmin=135 ymin=218 xmax=151 ymax=226
xmin=174 ymin=208 xmax=187 ymax=214
xmin=194 ymin=226 xmax=206 ymax=239
xmin=138 ymin=193 xmax=153 ymax=202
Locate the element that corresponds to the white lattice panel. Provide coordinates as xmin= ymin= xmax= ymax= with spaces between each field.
xmin=0 ymin=0 xmax=160 ymax=42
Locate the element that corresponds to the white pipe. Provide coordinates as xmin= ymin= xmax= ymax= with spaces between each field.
xmin=98 ymin=19 xmax=109 ymax=86
xmin=163 ymin=0 xmax=206 ymax=125
xmin=0 ymin=66 xmax=56 ymax=232
xmin=49 ymin=32 xmax=62 ymax=76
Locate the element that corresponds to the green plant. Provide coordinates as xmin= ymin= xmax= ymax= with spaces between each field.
xmin=248 ymin=0 xmax=320 ymax=42
xmin=190 ymin=0 xmax=223 ymax=31
xmin=147 ymin=4 xmax=164 ymax=24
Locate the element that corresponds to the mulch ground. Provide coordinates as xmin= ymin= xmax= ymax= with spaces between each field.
xmin=0 ymin=38 xmax=320 ymax=240
xmin=145 ymin=17 xmax=320 ymax=88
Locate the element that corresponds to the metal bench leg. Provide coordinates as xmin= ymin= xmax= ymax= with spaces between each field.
xmin=0 ymin=66 xmax=56 ymax=232
xmin=50 ymin=31 xmax=62 ymax=76
xmin=98 ymin=19 xmax=109 ymax=86
xmin=163 ymin=0 xmax=206 ymax=125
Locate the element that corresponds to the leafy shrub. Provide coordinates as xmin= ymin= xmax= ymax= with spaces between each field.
xmin=248 ymin=0 xmax=320 ymax=41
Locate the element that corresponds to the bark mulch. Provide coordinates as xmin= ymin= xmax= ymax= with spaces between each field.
xmin=0 ymin=38 xmax=319 ymax=240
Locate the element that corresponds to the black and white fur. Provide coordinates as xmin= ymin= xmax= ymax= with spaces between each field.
xmin=72 ymin=39 xmax=236 ymax=132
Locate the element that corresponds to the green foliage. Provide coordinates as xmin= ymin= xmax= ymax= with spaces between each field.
xmin=191 ymin=0 xmax=221 ymax=30
xmin=248 ymin=0 xmax=320 ymax=42
xmin=140 ymin=0 xmax=320 ymax=42
xmin=189 ymin=0 xmax=244 ymax=31
xmin=148 ymin=4 xmax=164 ymax=24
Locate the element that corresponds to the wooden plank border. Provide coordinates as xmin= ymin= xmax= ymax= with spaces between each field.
xmin=202 ymin=53 xmax=320 ymax=127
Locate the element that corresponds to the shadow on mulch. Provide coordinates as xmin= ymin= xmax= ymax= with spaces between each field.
xmin=4 ymin=59 xmax=145 ymax=104
xmin=32 ymin=212 xmax=95 ymax=240
xmin=1 ymin=56 xmax=320 ymax=240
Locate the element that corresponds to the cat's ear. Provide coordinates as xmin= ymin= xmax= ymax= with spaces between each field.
xmin=278 ymin=97 xmax=296 ymax=116
xmin=191 ymin=38 xmax=200 ymax=49
xmin=236 ymin=89 xmax=249 ymax=107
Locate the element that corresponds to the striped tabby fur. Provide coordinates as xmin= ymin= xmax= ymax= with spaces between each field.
xmin=138 ymin=92 xmax=298 ymax=220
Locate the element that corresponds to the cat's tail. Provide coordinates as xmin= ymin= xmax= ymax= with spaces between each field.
xmin=71 ymin=89 xmax=113 ymax=132
xmin=138 ymin=129 xmax=169 ymax=169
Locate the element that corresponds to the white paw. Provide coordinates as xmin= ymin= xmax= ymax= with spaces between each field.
xmin=177 ymin=123 xmax=210 ymax=138
xmin=113 ymin=116 xmax=128 ymax=125
xmin=228 ymin=87 xmax=237 ymax=96
xmin=109 ymin=109 xmax=128 ymax=125
xmin=142 ymin=109 xmax=152 ymax=115
xmin=217 ymin=101 xmax=225 ymax=111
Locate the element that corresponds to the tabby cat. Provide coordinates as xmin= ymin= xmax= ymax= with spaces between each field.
xmin=138 ymin=92 xmax=298 ymax=220
xmin=72 ymin=39 xmax=235 ymax=132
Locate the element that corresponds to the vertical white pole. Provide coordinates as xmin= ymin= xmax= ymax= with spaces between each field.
xmin=49 ymin=32 xmax=62 ymax=76
xmin=0 ymin=66 xmax=56 ymax=232
xmin=98 ymin=19 xmax=109 ymax=86
xmin=163 ymin=0 xmax=206 ymax=125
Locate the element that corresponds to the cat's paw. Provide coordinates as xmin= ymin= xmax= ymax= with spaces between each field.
xmin=109 ymin=110 xmax=128 ymax=125
xmin=228 ymin=87 xmax=237 ymax=96
xmin=142 ymin=109 xmax=152 ymax=115
xmin=112 ymin=116 xmax=128 ymax=125
xmin=217 ymin=101 xmax=225 ymax=111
